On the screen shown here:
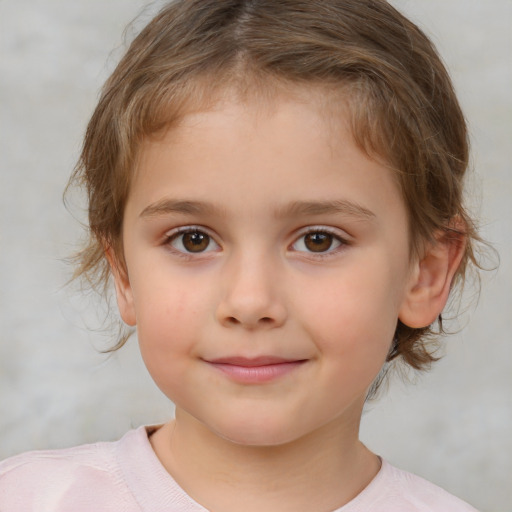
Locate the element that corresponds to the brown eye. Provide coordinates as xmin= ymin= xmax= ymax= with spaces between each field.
xmin=182 ymin=231 xmax=210 ymax=252
xmin=291 ymin=230 xmax=344 ymax=255
xmin=303 ymin=232 xmax=334 ymax=252
xmin=169 ymin=229 xmax=219 ymax=254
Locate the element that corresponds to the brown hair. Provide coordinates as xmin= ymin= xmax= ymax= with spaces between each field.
xmin=69 ymin=0 xmax=481 ymax=373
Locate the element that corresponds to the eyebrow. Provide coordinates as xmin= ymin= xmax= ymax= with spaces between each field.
xmin=139 ymin=198 xmax=375 ymax=220
xmin=277 ymin=200 xmax=375 ymax=220
xmin=140 ymin=199 xmax=222 ymax=218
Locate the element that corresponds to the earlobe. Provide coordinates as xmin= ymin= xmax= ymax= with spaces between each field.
xmin=105 ymin=246 xmax=137 ymax=326
xmin=399 ymin=229 xmax=466 ymax=329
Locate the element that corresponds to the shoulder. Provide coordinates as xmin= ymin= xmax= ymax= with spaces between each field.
xmin=346 ymin=459 xmax=478 ymax=512
xmin=0 ymin=428 xmax=145 ymax=511
xmin=385 ymin=461 xmax=478 ymax=511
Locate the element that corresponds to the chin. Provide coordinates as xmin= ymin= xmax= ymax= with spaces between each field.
xmin=208 ymin=413 xmax=307 ymax=448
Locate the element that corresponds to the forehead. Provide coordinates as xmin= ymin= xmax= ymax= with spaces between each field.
xmin=144 ymin=78 xmax=357 ymax=141
xmin=136 ymin=90 xmax=352 ymax=187
xmin=129 ymin=93 xmax=405 ymax=226
xmin=140 ymin=81 xmax=383 ymax=170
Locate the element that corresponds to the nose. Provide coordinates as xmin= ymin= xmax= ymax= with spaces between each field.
xmin=215 ymin=252 xmax=287 ymax=330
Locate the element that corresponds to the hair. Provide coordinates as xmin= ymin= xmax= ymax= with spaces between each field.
xmin=69 ymin=0 xmax=482 ymax=378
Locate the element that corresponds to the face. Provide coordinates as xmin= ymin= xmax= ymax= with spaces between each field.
xmin=114 ymin=92 xmax=419 ymax=446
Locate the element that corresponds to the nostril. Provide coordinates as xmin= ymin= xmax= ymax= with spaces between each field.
xmin=224 ymin=316 xmax=274 ymax=327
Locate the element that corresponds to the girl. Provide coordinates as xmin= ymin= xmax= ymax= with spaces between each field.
xmin=0 ymin=1 xmax=488 ymax=510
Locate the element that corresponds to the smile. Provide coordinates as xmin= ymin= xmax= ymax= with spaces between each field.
xmin=204 ymin=357 xmax=308 ymax=384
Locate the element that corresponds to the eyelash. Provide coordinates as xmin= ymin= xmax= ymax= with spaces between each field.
xmin=163 ymin=226 xmax=349 ymax=258
xmin=290 ymin=227 xmax=349 ymax=258
xmin=164 ymin=226 xmax=220 ymax=259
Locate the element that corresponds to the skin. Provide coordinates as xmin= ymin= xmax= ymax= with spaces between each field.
xmin=109 ymin=92 xmax=464 ymax=512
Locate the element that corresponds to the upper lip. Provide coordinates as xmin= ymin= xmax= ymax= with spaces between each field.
xmin=205 ymin=356 xmax=306 ymax=367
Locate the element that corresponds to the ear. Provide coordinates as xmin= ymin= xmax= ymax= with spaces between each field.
xmin=398 ymin=228 xmax=466 ymax=329
xmin=105 ymin=246 xmax=137 ymax=326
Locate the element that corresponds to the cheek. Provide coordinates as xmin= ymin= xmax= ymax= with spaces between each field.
xmin=305 ymin=274 xmax=398 ymax=397
xmin=298 ymin=260 xmax=401 ymax=357
xmin=135 ymin=293 xmax=199 ymax=400
xmin=133 ymin=278 xmax=211 ymax=368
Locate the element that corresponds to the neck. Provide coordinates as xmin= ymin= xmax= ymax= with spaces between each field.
xmin=150 ymin=408 xmax=380 ymax=512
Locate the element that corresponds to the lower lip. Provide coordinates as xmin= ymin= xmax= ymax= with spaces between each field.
xmin=207 ymin=361 xmax=307 ymax=384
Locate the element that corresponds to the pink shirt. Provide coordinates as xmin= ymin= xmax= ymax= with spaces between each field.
xmin=0 ymin=426 xmax=477 ymax=511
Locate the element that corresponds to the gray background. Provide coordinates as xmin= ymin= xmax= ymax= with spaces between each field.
xmin=0 ymin=1 xmax=511 ymax=510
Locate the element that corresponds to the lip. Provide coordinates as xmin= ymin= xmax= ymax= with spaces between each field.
xmin=204 ymin=356 xmax=308 ymax=384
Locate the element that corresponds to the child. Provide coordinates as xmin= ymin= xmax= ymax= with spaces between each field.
xmin=0 ymin=0 xmax=483 ymax=510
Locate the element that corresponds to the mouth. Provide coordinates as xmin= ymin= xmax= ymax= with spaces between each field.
xmin=203 ymin=356 xmax=308 ymax=384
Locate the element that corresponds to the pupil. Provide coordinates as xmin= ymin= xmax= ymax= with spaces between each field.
xmin=305 ymin=232 xmax=332 ymax=252
xmin=183 ymin=232 xmax=209 ymax=252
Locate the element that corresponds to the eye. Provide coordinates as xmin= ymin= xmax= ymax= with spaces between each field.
xmin=291 ymin=229 xmax=344 ymax=254
xmin=167 ymin=228 xmax=220 ymax=254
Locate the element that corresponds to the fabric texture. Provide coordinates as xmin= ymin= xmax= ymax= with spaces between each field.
xmin=0 ymin=426 xmax=478 ymax=512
